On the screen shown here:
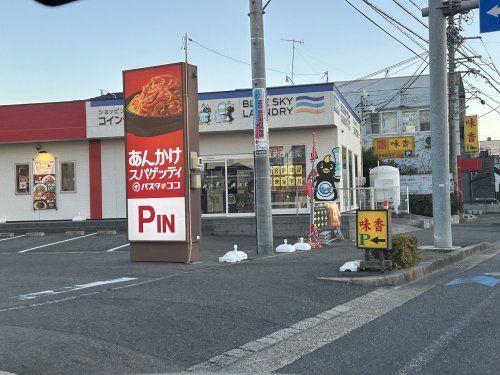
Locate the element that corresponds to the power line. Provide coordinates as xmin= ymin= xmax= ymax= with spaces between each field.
xmin=393 ymin=0 xmax=429 ymax=28
xmin=479 ymin=103 xmax=500 ymax=117
xmin=374 ymin=57 xmax=429 ymax=111
xmin=343 ymin=0 xmax=426 ymax=60
xmin=406 ymin=0 xmax=422 ymax=12
xmin=338 ymin=59 xmax=428 ymax=98
xmin=336 ymin=53 xmax=427 ymax=88
xmin=466 ymin=81 xmax=500 ymax=106
xmin=480 ymin=38 xmax=500 ymax=77
xmin=187 ymin=37 xmax=323 ymax=77
xmin=361 ymin=0 xmax=429 ymax=49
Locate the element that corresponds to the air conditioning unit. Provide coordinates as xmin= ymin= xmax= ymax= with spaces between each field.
xmin=425 ymin=136 xmax=431 ymax=148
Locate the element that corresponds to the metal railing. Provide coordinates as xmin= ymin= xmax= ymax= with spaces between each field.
xmin=335 ymin=186 xmax=410 ymax=214
xmin=270 ymin=186 xmax=411 ymax=214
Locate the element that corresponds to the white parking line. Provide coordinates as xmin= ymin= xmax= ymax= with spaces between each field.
xmin=18 ymin=232 xmax=97 ymax=253
xmin=106 ymin=243 xmax=130 ymax=252
xmin=12 ymin=277 xmax=137 ymax=300
xmin=0 ymin=234 xmax=26 ymax=242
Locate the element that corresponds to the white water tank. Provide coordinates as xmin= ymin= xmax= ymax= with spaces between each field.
xmin=369 ymin=166 xmax=400 ymax=212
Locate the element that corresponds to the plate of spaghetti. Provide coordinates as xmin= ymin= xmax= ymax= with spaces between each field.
xmin=127 ymin=75 xmax=182 ymax=117
xmin=125 ymin=74 xmax=184 ymax=137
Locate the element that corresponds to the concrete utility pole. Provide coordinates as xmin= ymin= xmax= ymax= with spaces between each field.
xmin=447 ymin=15 xmax=461 ymax=199
xmin=423 ymin=0 xmax=479 ymax=248
xmin=428 ymin=0 xmax=453 ymax=248
xmin=249 ymin=0 xmax=274 ymax=255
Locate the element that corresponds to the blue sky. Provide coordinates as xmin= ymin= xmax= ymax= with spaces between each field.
xmin=0 ymin=0 xmax=498 ymax=139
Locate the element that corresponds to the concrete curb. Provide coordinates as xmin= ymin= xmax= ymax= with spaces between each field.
xmin=319 ymin=242 xmax=492 ymax=287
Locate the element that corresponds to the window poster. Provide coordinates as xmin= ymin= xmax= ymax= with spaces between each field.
xmin=33 ymin=156 xmax=56 ymax=210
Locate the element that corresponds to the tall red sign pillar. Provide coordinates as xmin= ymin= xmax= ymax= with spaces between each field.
xmin=123 ymin=63 xmax=200 ymax=262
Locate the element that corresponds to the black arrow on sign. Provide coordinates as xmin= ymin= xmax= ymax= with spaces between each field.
xmin=370 ymin=237 xmax=386 ymax=244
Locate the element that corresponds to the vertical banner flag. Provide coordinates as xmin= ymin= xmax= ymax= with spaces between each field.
xmin=124 ymin=64 xmax=187 ymax=242
xmin=33 ymin=156 xmax=56 ymax=210
xmin=464 ymin=115 xmax=479 ymax=153
xmin=252 ymin=88 xmax=269 ymax=154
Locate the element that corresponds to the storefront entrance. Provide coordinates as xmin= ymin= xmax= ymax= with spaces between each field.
xmin=201 ymin=157 xmax=255 ymax=215
xmin=201 ymin=147 xmax=308 ymax=216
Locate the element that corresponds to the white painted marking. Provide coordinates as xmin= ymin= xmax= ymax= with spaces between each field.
xmin=18 ymin=232 xmax=97 ymax=253
xmin=484 ymin=272 xmax=500 ymax=277
xmin=395 ymin=295 xmax=494 ymax=375
xmin=12 ymin=277 xmax=137 ymax=300
xmin=0 ymin=250 xmax=298 ymax=314
xmin=189 ymin=248 xmax=500 ymax=373
xmin=106 ymin=243 xmax=130 ymax=252
xmin=0 ymin=234 xmax=25 ymax=242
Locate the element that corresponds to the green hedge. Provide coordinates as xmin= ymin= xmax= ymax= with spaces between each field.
xmin=409 ymin=192 xmax=462 ymax=216
xmin=409 ymin=194 xmax=433 ymax=217
xmin=387 ymin=235 xmax=420 ymax=269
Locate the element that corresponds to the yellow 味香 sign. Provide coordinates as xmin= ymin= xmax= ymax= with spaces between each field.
xmin=372 ymin=136 xmax=415 ymax=158
xmin=464 ymin=115 xmax=479 ymax=153
xmin=356 ymin=210 xmax=392 ymax=250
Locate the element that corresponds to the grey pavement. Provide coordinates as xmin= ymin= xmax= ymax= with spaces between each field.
xmin=0 ymin=214 xmax=499 ymax=374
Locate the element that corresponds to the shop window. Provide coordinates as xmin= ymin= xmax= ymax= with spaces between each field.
xmin=61 ymin=161 xmax=76 ymax=193
xmin=15 ymin=164 xmax=30 ymax=194
xmin=402 ymin=110 xmax=418 ymax=133
xmin=227 ymin=158 xmax=254 ymax=214
xmin=201 ymin=161 xmax=226 ymax=214
xmin=269 ymin=145 xmax=307 ymax=210
xmin=420 ymin=110 xmax=430 ymax=131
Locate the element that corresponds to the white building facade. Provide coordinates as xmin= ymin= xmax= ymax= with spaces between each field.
xmin=0 ymin=83 xmax=362 ymax=221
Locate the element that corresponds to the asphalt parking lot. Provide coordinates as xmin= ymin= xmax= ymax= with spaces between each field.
xmin=1 ymin=216 xmax=499 ymax=374
xmin=0 ymin=230 xmax=374 ymax=374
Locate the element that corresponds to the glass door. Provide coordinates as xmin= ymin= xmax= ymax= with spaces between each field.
xmin=201 ymin=161 xmax=226 ymax=214
xmin=227 ymin=158 xmax=254 ymax=213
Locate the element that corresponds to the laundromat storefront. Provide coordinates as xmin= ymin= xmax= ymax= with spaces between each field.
xmin=198 ymin=83 xmax=363 ymax=216
xmin=201 ymin=145 xmax=308 ymax=215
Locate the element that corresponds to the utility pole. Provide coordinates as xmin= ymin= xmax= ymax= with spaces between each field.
xmin=283 ymin=38 xmax=303 ymax=84
xmin=249 ymin=0 xmax=274 ymax=255
xmin=183 ymin=33 xmax=188 ymax=63
xmin=423 ymin=0 xmax=479 ymax=249
xmin=428 ymin=0 xmax=453 ymax=248
xmin=447 ymin=15 xmax=461 ymax=201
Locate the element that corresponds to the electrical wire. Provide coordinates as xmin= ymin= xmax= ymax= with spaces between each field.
xmin=360 ymin=0 xmax=429 ymax=50
xmin=339 ymin=57 xmax=428 ymax=99
xmin=336 ymin=53 xmax=427 ymax=88
xmin=343 ymin=0 xmax=426 ymax=60
xmin=406 ymin=0 xmax=422 ymax=12
xmin=479 ymin=104 xmax=500 ymax=117
xmin=187 ymin=37 xmax=323 ymax=77
xmin=374 ymin=56 xmax=429 ymax=112
xmin=480 ymin=39 xmax=500 ymax=77
xmin=392 ymin=0 xmax=428 ymax=29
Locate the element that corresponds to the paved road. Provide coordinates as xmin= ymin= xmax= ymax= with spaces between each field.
xmin=0 ymin=215 xmax=499 ymax=374
xmin=279 ymin=247 xmax=500 ymax=375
